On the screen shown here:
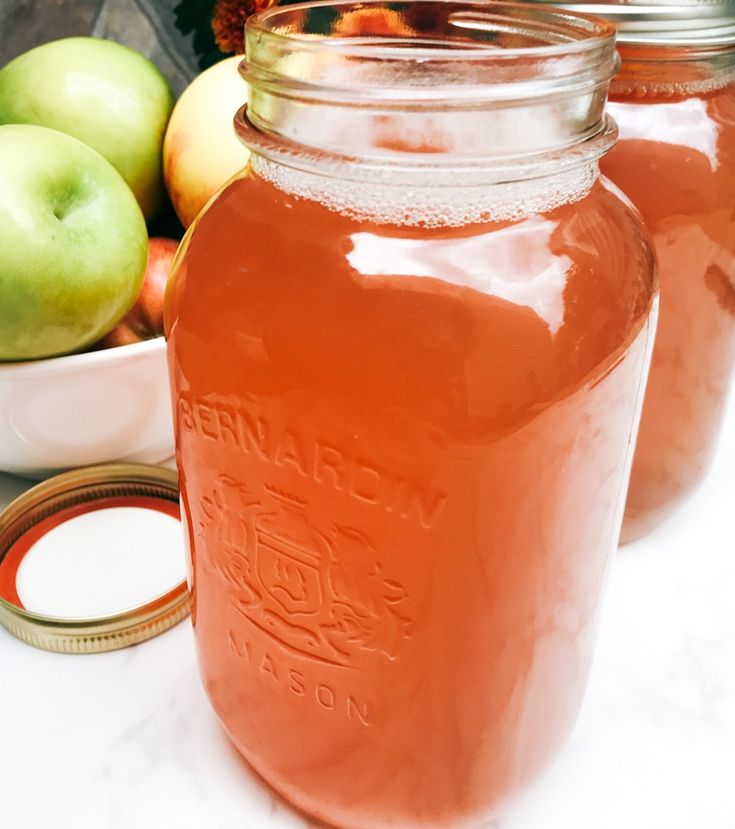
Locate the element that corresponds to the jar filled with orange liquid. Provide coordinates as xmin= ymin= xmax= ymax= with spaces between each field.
xmin=166 ymin=3 xmax=657 ymax=827
xmin=532 ymin=1 xmax=735 ymax=542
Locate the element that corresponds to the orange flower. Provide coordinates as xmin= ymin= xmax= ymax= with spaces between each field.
xmin=212 ymin=0 xmax=277 ymax=54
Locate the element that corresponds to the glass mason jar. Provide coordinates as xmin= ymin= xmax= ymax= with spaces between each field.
xmin=532 ymin=1 xmax=735 ymax=542
xmin=166 ymin=3 xmax=657 ymax=827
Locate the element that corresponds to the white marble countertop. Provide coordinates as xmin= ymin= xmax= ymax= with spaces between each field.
xmin=2 ymin=398 xmax=734 ymax=829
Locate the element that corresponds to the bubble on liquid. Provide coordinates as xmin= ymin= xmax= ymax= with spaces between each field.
xmin=251 ymin=156 xmax=597 ymax=227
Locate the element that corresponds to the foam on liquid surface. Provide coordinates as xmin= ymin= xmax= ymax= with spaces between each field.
xmin=251 ymin=155 xmax=598 ymax=227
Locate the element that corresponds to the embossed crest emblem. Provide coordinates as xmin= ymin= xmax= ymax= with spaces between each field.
xmin=198 ymin=476 xmax=414 ymax=666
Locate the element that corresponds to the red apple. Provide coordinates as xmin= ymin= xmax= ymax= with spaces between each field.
xmin=95 ymin=237 xmax=179 ymax=349
xmin=94 ymin=320 xmax=142 ymax=348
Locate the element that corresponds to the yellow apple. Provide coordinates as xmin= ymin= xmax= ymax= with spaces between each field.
xmin=163 ymin=56 xmax=250 ymax=228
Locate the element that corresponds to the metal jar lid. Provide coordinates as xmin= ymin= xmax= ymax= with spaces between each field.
xmin=535 ymin=2 xmax=735 ymax=46
xmin=0 ymin=464 xmax=190 ymax=654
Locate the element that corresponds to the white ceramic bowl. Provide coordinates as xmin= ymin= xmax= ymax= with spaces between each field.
xmin=0 ymin=338 xmax=174 ymax=479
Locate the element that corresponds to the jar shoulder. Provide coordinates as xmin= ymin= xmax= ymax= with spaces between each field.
xmin=607 ymin=86 xmax=735 ymax=157
xmin=178 ymin=169 xmax=654 ymax=298
xmin=602 ymin=89 xmax=735 ymax=227
xmin=167 ymin=171 xmax=656 ymax=430
xmin=168 ymin=171 xmax=654 ymax=396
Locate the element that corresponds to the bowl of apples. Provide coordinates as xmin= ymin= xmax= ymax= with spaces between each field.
xmin=0 ymin=38 xmax=181 ymax=478
xmin=0 ymin=34 xmax=252 ymax=478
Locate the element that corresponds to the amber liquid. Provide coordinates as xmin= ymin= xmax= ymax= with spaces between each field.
xmin=604 ymin=83 xmax=735 ymax=542
xmin=167 ymin=166 xmax=655 ymax=828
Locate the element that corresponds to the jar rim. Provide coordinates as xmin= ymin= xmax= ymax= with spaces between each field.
xmin=247 ymin=0 xmax=617 ymax=62
xmin=527 ymin=2 xmax=735 ymax=48
xmin=244 ymin=1 xmax=618 ymax=108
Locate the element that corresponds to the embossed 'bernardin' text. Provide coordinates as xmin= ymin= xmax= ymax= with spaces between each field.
xmin=179 ymin=392 xmax=447 ymax=529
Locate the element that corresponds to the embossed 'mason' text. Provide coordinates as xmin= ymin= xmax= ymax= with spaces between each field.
xmin=228 ymin=630 xmax=372 ymax=727
xmin=178 ymin=393 xmax=446 ymax=529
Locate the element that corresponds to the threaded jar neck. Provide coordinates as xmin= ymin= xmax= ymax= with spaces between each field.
xmin=524 ymin=1 xmax=735 ymax=93
xmin=529 ymin=1 xmax=735 ymax=49
xmin=236 ymin=0 xmax=619 ymax=182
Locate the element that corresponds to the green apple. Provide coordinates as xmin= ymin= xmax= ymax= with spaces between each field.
xmin=0 ymin=124 xmax=148 ymax=361
xmin=0 ymin=37 xmax=174 ymax=220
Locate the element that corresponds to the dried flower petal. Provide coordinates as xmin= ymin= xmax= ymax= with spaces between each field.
xmin=212 ymin=0 xmax=276 ymax=54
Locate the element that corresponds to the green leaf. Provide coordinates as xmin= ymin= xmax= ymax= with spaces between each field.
xmin=174 ymin=0 xmax=224 ymax=68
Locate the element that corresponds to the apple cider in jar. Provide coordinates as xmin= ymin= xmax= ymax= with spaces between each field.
xmin=166 ymin=3 xmax=657 ymax=827
xmin=531 ymin=1 xmax=735 ymax=541
xmin=606 ymin=7 xmax=735 ymax=542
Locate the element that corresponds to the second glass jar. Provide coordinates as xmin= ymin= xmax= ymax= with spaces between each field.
xmin=531 ymin=1 xmax=735 ymax=540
